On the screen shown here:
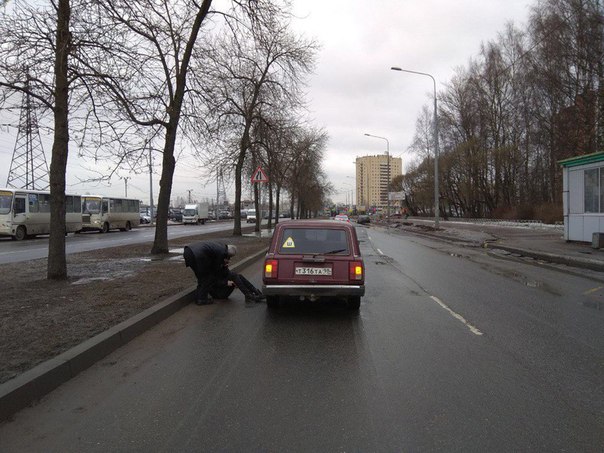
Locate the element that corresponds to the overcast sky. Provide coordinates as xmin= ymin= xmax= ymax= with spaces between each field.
xmin=0 ymin=0 xmax=532 ymax=205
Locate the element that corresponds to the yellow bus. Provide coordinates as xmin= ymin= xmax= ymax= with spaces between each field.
xmin=0 ymin=188 xmax=82 ymax=240
xmin=81 ymin=195 xmax=140 ymax=233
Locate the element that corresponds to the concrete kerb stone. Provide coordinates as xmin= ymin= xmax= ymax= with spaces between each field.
xmin=383 ymin=223 xmax=604 ymax=273
xmin=0 ymin=247 xmax=268 ymax=423
xmin=484 ymin=243 xmax=604 ymax=273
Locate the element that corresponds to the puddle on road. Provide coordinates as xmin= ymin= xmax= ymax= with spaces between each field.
xmin=72 ymin=276 xmax=111 ymax=285
xmin=243 ymin=230 xmax=274 ymax=238
xmin=583 ymin=300 xmax=603 ymax=310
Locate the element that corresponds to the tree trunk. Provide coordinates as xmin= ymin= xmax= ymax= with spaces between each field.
xmin=151 ymin=122 xmax=177 ymax=254
xmin=150 ymin=0 xmax=212 ymax=253
xmin=47 ymin=0 xmax=71 ymax=280
xmin=274 ymin=184 xmax=280 ymax=226
xmin=253 ymin=181 xmax=260 ymax=233
xmin=233 ymin=136 xmax=248 ymax=236
xmin=267 ymin=181 xmax=273 ymax=229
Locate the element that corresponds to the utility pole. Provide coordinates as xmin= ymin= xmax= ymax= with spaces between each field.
xmin=123 ymin=177 xmax=130 ymax=197
xmin=187 ymin=189 xmax=193 ymax=203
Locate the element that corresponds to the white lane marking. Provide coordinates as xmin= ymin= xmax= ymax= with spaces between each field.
xmin=377 ymin=248 xmax=383 ymax=255
xmin=430 ymin=295 xmax=483 ymax=336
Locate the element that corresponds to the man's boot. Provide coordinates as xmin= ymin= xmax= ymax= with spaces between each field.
xmin=195 ymin=298 xmax=213 ymax=305
xmin=245 ymin=292 xmax=260 ymax=304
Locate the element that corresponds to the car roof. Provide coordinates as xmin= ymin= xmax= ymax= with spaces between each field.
xmin=276 ymin=219 xmax=355 ymax=229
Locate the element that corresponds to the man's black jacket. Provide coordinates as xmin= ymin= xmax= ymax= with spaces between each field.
xmin=184 ymin=241 xmax=229 ymax=276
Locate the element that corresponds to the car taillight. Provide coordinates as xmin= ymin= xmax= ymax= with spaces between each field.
xmin=349 ymin=261 xmax=363 ymax=281
xmin=264 ymin=259 xmax=278 ymax=279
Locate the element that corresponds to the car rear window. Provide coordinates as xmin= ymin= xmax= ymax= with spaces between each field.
xmin=278 ymin=228 xmax=350 ymax=255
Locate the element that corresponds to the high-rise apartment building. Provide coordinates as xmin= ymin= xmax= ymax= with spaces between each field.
xmin=355 ymin=154 xmax=402 ymax=211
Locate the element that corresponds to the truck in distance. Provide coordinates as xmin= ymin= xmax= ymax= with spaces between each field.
xmin=182 ymin=203 xmax=209 ymax=225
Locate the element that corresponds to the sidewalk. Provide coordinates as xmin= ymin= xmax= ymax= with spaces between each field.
xmin=386 ymin=218 xmax=604 ymax=273
xmin=0 ymin=248 xmax=268 ymax=423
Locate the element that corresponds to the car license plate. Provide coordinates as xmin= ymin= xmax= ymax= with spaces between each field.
xmin=295 ymin=267 xmax=332 ymax=276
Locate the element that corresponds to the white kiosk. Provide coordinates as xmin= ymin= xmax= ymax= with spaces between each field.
xmin=560 ymin=151 xmax=604 ymax=243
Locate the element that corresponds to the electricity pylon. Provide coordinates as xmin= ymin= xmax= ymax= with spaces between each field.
xmin=6 ymin=88 xmax=50 ymax=190
xmin=217 ymin=169 xmax=227 ymax=205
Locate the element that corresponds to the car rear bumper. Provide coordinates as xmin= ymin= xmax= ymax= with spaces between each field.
xmin=262 ymin=284 xmax=365 ymax=297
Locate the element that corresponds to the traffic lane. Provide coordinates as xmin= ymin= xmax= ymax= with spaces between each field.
xmin=366 ymin=226 xmax=604 ymax=407
xmin=3 ymin=243 xmax=601 ymax=451
xmin=0 ymin=222 xmax=236 ymax=264
xmin=364 ymin=227 xmax=604 ymax=436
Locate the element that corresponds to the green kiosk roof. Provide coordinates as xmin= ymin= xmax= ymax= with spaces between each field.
xmin=559 ymin=152 xmax=604 ymax=168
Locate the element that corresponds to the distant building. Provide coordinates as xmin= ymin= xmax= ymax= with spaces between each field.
xmin=355 ymin=154 xmax=402 ymax=212
xmin=560 ymin=151 xmax=604 ymax=242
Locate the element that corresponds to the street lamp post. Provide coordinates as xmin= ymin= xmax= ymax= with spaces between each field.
xmin=391 ymin=66 xmax=439 ymax=228
xmin=346 ymin=176 xmax=355 ymax=208
xmin=364 ymin=133 xmax=390 ymax=224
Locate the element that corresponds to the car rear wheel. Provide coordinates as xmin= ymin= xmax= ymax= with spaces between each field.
xmin=266 ymin=296 xmax=280 ymax=309
xmin=347 ymin=296 xmax=361 ymax=311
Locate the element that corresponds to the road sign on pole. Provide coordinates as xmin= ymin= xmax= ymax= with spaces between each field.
xmin=251 ymin=166 xmax=268 ymax=183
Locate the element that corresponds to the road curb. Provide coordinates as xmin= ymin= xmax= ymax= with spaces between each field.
xmin=384 ymin=224 xmax=604 ymax=273
xmin=484 ymin=243 xmax=604 ymax=272
xmin=0 ymin=248 xmax=268 ymax=423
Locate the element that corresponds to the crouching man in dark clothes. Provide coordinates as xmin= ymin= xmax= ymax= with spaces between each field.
xmin=183 ymin=241 xmax=265 ymax=305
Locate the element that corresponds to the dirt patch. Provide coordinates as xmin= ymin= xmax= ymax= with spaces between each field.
xmin=0 ymin=228 xmax=270 ymax=385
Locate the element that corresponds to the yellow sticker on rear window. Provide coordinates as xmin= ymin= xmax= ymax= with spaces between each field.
xmin=282 ymin=236 xmax=296 ymax=248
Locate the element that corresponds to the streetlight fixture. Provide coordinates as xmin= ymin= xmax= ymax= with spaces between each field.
xmin=364 ymin=133 xmax=390 ymax=224
xmin=390 ymin=66 xmax=439 ymax=228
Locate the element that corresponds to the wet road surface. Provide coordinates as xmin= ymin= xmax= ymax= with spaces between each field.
xmin=1 ymin=226 xmax=603 ymax=451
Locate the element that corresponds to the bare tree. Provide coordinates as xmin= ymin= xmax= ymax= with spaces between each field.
xmin=282 ymin=126 xmax=330 ymax=218
xmin=403 ymin=0 xmax=603 ymax=221
xmin=200 ymin=7 xmax=318 ymax=235
xmin=72 ymin=0 xmax=215 ymax=254
xmin=0 ymin=0 xmax=81 ymax=279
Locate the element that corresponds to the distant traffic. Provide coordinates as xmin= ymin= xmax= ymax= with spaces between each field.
xmin=0 ymin=187 xmax=142 ymax=240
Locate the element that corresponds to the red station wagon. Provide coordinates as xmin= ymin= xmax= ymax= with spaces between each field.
xmin=262 ymin=220 xmax=365 ymax=310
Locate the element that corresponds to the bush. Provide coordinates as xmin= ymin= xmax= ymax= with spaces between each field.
xmin=489 ymin=203 xmax=562 ymax=223
xmin=535 ymin=203 xmax=563 ymax=224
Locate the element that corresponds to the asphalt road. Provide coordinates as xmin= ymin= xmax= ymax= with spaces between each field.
xmin=1 ymin=226 xmax=603 ymax=451
xmin=0 ymin=222 xmax=238 ymax=264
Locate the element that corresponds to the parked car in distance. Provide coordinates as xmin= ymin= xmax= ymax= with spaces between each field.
xmin=334 ymin=214 xmax=350 ymax=223
xmin=139 ymin=212 xmax=151 ymax=224
xmin=262 ymin=220 xmax=365 ymax=310
xmin=170 ymin=208 xmax=183 ymax=222
xmin=356 ymin=214 xmax=370 ymax=225
xmin=246 ymin=209 xmax=257 ymax=223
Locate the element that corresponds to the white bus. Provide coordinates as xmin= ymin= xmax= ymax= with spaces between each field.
xmin=0 ymin=188 xmax=82 ymax=241
xmin=81 ymin=195 xmax=140 ymax=233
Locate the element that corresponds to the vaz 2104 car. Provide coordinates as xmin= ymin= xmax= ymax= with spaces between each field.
xmin=262 ymin=220 xmax=365 ymax=310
